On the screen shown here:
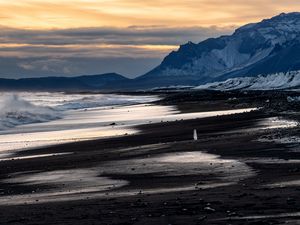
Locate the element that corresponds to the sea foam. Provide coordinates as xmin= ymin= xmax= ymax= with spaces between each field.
xmin=0 ymin=94 xmax=61 ymax=130
xmin=0 ymin=92 xmax=158 ymax=131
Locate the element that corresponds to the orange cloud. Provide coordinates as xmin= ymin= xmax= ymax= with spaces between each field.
xmin=0 ymin=0 xmax=299 ymax=29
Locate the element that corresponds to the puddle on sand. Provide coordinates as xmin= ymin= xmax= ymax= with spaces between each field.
xmin=243 ymin=158 xmax=300 ymax=188
xmin=0 ymin=127 xmax=135 ymax=152
xmin=223 ymin=212 xmax=300 ymax=221
xmin=257 ymin=117 xmax=298 ymax=130
xmin=4 ymin=168 xmax=128 ymax=191
xmin=245 ymin=158 xmax=300 ymax=165
xmin=259 ymin=135 xmax=300 ymax=144
xmin=0 ymin=168 xmax=128 ymax=205
xmin=0 ymin=152 xmax=73 ymax=162
xmin=218 ymin=117 xmax=298 ymax=136
xmin=97 ymin=151 xmax=255 ymax=196
xmin=0 ymin=149 xmax=254 ymax=205
xmin=101 ymin=151 xmax=254 ymax=179
xmin=264 ymin=179 xmax=300 ymax=188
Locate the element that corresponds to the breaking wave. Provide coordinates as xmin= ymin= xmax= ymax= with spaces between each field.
xmin=56 ymin=95 xmax=157 ymax=110
xmin=0 ymin=93 xmax=158 ymax=130
xmin=0 ymin=94 xmax=61 ymax=130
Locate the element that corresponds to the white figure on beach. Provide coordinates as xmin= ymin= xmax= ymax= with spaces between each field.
xmin=193 ymin=129 xmax=198 ymax=141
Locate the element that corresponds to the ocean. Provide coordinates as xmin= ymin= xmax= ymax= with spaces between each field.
xmin=0 ymin=92 xmax=257 ymax=153
xmin=0 ymin=92 xmax=160 ymax=152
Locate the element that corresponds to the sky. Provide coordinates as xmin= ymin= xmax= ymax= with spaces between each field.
xmin=0 ymin=0 xmax=300 ymax=79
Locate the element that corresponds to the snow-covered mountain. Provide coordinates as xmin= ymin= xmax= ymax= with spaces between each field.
xmin=137 ymin=12 xmax=300 ymax=87
xmin=195 ymin=71 xmax=300 ymax=91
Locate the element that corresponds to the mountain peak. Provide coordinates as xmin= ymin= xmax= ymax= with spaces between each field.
xmin=276 ymin=12 xmax=300 ymax=18
xmin=262 ymin=11 xmax=300 ymax=24
xmin=260 ymin=12 xmax=300 ymax=23
xmin=139 ymin=12 xmax=300 ymax=87
xmin=235 ymin=12 xmax=300 ymax=34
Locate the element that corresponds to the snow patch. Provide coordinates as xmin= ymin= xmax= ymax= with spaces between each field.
xmin=195 ymin=71 xmax=300 ymax=91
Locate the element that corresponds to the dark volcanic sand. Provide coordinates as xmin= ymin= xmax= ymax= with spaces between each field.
xmin=0 ymin=92 xmax=300 ymax=225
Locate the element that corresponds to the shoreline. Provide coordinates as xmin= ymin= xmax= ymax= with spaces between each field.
xmin=0 ymin=100 xmax=256 ymax=153
xmin=0 ymin=92 xmax=299 ymax=224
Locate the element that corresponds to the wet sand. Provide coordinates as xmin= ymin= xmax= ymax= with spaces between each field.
xmin=0 ymin=92 xmax=300 ymax=225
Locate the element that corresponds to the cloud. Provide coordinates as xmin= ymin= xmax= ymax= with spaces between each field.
xmin=1 ymin=0 xmax=298 ymax=78
xmin=0 ymin=0 xmax=300 ymax=29
xmin=0 ymin=25 xmax=233 ymax=46
xmin=0 ymin=25 xmax=233 ymax=78
xmin=0 ymin=57 xmax=162 ymax=79
xmin=18 ymin=59 xmax=76 ymax=74
xmin=0 ymin=26 xmax=234 ymax=59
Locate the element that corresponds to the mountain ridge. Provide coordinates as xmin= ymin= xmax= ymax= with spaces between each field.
xmin=2 ymin=12 xmax=300 ymax=91
xmin=137 ymin=12 xmax=300 ymax=87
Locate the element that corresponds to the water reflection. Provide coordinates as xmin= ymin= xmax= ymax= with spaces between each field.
xmin=0 ymin=149 xmax=254 ymax=205
xmin=0 ymin=105 xmax=256 ymax=152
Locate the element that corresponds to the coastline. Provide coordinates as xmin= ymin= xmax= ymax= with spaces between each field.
xmin=0 ymin=91 xmax=299 ymax=224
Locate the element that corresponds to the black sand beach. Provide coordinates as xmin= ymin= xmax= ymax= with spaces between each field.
xmin=0 ymin=91 xmax=300 ymax=225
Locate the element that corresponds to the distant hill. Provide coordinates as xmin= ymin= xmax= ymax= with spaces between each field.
xmin=0 ymin=73 xmax=129 ymax=91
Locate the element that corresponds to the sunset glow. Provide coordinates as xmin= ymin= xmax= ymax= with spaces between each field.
xmin=0 ymin=0 xmax=299 ymax=78
xmin=1 ymin=0 xmax=299 ymax=29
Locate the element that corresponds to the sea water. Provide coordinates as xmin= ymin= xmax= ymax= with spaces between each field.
xmin=0 ymin=92 xmax=257 ymax=152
